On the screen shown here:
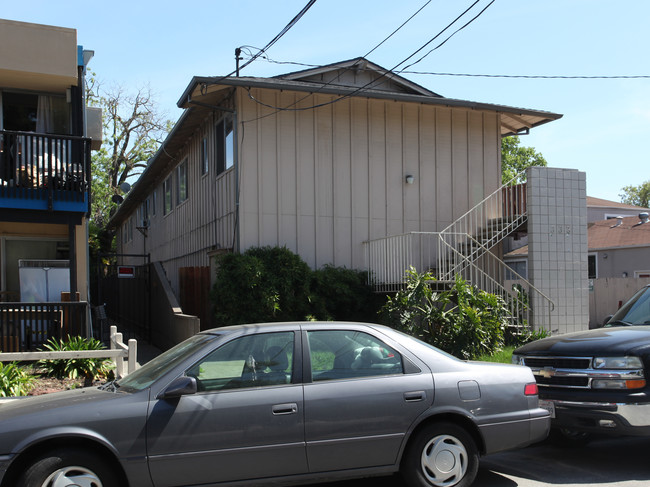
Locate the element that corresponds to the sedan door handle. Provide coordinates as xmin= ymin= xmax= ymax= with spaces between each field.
xmin=404 ymin=391 xmax=426 ymax=402
xmin=272 ymin=403 xmax=298 ymax=415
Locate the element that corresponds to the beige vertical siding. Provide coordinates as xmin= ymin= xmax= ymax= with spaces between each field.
xmin=117 ymin=85 xmax=502 ymax=292
xmin=119 ymin=113 xmax=236 ymax=295
xmin=237 ymin=88 xmax=501 ymax=270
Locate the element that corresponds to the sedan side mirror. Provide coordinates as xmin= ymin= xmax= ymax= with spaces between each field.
xmin=157 ymin=376 xmax=197 ymax=400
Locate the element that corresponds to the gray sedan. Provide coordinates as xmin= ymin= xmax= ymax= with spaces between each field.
xmin=0 ymin=322 xmax=549 ymax=487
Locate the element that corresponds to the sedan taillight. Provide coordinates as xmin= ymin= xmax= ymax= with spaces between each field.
xmin=524 ymin=383 xmax=539 ymax=396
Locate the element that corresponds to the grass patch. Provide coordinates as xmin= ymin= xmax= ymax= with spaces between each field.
xmin=474 ymin=346 xmax=515 ymax=364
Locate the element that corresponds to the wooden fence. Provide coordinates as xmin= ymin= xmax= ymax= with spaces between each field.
xmin=0 ymin=326 xmax=137 ymax=377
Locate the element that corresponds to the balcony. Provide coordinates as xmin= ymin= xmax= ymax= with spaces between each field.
xmin=0 ymin=130 xmax=91 ymax=213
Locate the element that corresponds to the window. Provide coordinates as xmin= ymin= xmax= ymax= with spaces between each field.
xmin=201 ymin=137 xmax=208 ymax=175
xmin=216 ymin=114 xmax=234 ymax=174
xmin=505 ymin=259 xmax=527 ymax=280
xmin=163 ymin=177 xmax=172 ymax=215
xmin=177 ymin=159 xmax=188 ymax=205
xmin=151 ymin=189 xmax=157 ymax=216
xmin=307 ymin=330 xmax=403 ymax=382
xmin=1 ymin=92 xmax=70 ymax=134
xmin=186 ymin=332 xmax=294 ymax=392
xmin=588 ymin=254 xmax=597 ymax=279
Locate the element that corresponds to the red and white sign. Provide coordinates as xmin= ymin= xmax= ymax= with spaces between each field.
xmin=117 ymin=266 xmax=136 ymax=279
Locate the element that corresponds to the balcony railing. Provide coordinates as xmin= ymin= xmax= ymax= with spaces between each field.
xmin=0 ymin=301 xmax=89 ymax=352
xmin=0 ymin=130 xmax=91 ymax=212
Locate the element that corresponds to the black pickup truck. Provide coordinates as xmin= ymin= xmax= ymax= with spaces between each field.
xmin=513 ymin=284 xmax=650 ymax=444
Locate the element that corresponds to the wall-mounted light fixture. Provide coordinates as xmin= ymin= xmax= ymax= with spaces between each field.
xmin=405 ymin=174 xmax=415 ymax=185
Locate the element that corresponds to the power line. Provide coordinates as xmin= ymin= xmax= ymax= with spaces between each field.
xmin=400 ymin=71 xmax=650 ymax=79
xmin=237 ymin=0 xmax=318 ymax=74
xmin=200 ymin=0 xmax=318 ymax=91
xmin=243 ymin=0 xmax=492 ymax=119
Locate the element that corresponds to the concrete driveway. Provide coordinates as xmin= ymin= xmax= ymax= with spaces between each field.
xmin=316 ymin=436 xmax=650 ymax=487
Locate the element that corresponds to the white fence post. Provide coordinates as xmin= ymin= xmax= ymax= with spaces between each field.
xmin=128 ymin=339 xmax=137 ymax=375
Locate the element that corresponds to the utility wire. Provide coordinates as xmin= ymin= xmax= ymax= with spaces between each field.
xmin=199 ymin=0 xmax=318 ymax=92
xmin=241 ymin=0 xmax=434 ymax=122
xmin=237 ymin=0 xmax=318 ymax=73
xmin=400 ymin=71 xmax=650 ymax=79
xmin=397 ymin=0 xmax=495 ymax=72
xmin=244 ymin=0 xmax=491 ymax=118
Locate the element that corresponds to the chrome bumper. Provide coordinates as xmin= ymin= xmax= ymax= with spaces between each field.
xmin=552 ymin=399 xmax=650 ymax=428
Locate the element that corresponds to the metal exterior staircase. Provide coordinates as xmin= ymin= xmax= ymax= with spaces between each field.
xmin=365 ymin=176 xmax=554 ymax=331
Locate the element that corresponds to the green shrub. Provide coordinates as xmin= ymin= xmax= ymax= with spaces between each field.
xmin=211 ymin=247 xmax=382 ymax=326
xmin=310 ymin=265 xmax=382 ymax=321
xmin=38 ymin=336 xmax=113 ymax=384
xmin=380 ymin=268 xmax=508 ymax=360
xmin=212 ymin=246 xmax=312 ymax=325
xmin=0 ymin=362 xmax=35 ymax=397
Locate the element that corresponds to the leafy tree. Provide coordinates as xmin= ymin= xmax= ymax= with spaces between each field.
xmin=619 ymin=180 xmax=650 ymax=208
xmin=501 ymin=135 xmax=547 ymax=185
xmin=86 ymin=74 xmax=172 ymax=229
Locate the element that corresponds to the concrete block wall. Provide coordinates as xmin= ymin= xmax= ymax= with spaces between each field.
xmin=527 ymin=167 xmax=588 ymax=334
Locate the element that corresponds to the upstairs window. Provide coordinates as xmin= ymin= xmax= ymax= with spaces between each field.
xmin=177 ymin=159 xmax=188 ymax=205
xmin=163 ymin=177 xmax=172 ymax=215
xmin=201 ymin=137 xmax=208 ymax=175
xmin=216 ymin=114 xmax=234 ymax=175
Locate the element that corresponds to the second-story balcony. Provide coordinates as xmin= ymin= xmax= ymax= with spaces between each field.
xmin=0 ymin=130 xmax=91 ymax=214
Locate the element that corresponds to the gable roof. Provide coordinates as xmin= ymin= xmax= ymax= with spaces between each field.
xmin=178 ymin=57 xmax=562 ymax=137
xmin=108 ymin=58 xmax=562 ymax=229
xmin=587 ymin=196 xmax=650 ymax=211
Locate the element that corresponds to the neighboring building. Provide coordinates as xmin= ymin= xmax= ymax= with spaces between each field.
xmin=587 ymin=196 xmax=650 ymax=223
xmin=0 ymin=19 xmax=99 ymax=350
xmin=588 ymin=213 xmax=650 ymax=279
xmin=109 ymin=58 xmax=577 ymax=342
xmin=505 ymin=196 xmax=650 ymax=280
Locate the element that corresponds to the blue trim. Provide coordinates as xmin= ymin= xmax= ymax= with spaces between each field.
xmin=77 ymin=45 xmax=84 ymax=67
xmin=0 ymin=193 xmax=88 ymax=213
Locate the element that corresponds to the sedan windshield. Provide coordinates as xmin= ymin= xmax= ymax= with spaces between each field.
xmin=116 ymin=334 xmax=216 ymax=392
xmin=607 ymin=286 xmax=650 ymax=326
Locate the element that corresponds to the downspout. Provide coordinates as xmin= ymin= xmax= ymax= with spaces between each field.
xmin=233 ymin=110 xmax=240 ymax=253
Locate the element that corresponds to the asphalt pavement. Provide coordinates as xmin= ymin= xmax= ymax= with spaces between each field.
xmin=315 ymin=435 xmax=650 ymax=487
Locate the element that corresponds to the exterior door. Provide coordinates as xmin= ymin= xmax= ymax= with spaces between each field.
xmin=146 ymin=331 xmax=307 ymax=486
xmin=303 ymin=329 xmax=433 ymax=472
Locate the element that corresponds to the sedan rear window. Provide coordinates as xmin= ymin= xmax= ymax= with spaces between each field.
xmin=307 ymin=330 xmax=403 ymax=381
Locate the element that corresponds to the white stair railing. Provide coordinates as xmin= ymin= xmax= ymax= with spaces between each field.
xmin=438 ymin=177 xmax=527 ymax=280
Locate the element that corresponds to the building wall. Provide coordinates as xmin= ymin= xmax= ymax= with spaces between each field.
xmin=527 ymin=167 xmax=588 ymax=334
xmin=0 ymin=220 xmax=88 ymax=301
xmin=0 ymin=19 xmax=78 ymax=92
xmin=590 ymin=247 xmax=650 ymax=279
xmin=118 ymin=111 xmax=236 ymax=294
xmin=237 ymin=88 xmax=501 ymax=270
xmin=119 ymin=87 xmax=503 ymax=297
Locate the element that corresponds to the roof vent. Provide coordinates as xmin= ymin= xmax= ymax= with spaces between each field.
xmin=610 ymin=216 xmax=624 ymax=228
xmin=640 ymin=212 xmax=649 ymax=224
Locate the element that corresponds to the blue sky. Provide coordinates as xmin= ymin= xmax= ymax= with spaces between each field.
xmin=4 ymin=0 xmax=650 ymax=202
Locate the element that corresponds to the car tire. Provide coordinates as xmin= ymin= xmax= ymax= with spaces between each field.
xmin=16 ymin=447 xmax=118 ymax=487
xmin=548 ymin=427 xmax=593 ymax=447
xmin=401 ymin=422 xmax=479 ymax=487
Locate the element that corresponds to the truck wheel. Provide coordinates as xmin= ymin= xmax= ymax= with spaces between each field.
xmin=16 ymin=447 xmax=118 ymax=487
xmin=549 ymin=427 xmax=592 ymax=447
xmin=401 ymin=422 xmax=479 ymax=487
